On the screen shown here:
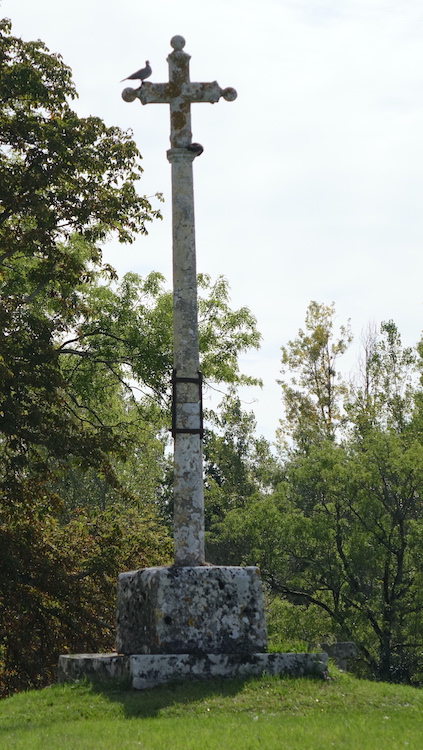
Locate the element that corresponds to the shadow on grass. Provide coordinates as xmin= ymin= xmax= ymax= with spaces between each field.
xmin=89 ymin=676 xmax=251 ymax=719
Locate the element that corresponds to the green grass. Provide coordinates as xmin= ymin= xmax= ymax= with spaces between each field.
xmin=1 ymin=670 xmax=422 ymax=749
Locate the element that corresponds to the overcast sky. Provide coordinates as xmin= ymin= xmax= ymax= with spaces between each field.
xmin=4 ymin=0 xmax=423 ymax=442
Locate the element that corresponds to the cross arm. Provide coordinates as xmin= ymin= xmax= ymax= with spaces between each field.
xmin=122 ymin=81 xmax=237 ymax=105
xmin=182 ymin=82 xmax=237 ymax=104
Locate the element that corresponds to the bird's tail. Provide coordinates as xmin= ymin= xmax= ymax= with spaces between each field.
xmin=120 ymin=78 xmax=143 ymax=85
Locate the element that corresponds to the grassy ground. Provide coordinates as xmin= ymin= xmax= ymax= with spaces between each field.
xmin=0 ymin=670 xmax=422 ymax=749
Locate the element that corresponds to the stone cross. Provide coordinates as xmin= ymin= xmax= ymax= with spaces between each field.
xmin=122 ymin=36 xmax=237 ymax=566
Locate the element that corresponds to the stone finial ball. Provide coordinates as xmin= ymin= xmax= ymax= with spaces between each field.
xmin=171 ymin=35 xmax=186 ymax=50
xmin=222 ymin=87 xmax=237 ymax=102
xmin=122 ymin=87 xmax=137 ymax=103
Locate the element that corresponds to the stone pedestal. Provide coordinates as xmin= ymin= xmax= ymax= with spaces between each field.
xmin=116 ymin=565 xmax=267 ymax=655
xmin=58 ymin=565 xmax=328 ymax=689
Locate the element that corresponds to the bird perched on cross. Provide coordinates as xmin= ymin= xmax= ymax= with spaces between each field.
xmin=121 ymin=61 xmax=152 ymax=85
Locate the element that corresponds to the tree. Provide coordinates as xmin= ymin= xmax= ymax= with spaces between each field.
xmin=278 ymin=301 xmax=352 ymax=451
xmin=0 ymin=17 xmax=167 ymax=695
xmin=275 ymin=313 xmax=423 ymax=682
xmin=0 ymin=16 xmax=158 ymax=257
xmin=279 ymin=432 xmax=423 ymax=682
xmin=0 ymin=16 xmax=163 ymax=505
xmin=348 ymin=321 xmax=416 ymax=435
xmin=203 ymin=394 xmax=281 ymax=548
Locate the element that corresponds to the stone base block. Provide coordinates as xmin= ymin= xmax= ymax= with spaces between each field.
xmin=116 ymin=565 xmax=267 ymax=655
xmin=58 ymin=653 xmax=130 ymax=685
xmin=321 ymin=641 xmax=357 ymax=671
xmin=58 ymin=652 xmax=328 ymax=690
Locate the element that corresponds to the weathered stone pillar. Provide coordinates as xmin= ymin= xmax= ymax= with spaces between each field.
xmin=167 ymin=146 xmax=204 ymax=565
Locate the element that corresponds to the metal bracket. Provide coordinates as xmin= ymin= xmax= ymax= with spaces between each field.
xmin=171 ymin=369 xmax=204 ymax=439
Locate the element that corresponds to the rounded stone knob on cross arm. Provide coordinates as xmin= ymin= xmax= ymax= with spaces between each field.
xmin=122 ymin=87 xmax=138 ymax=103
xmin=222 ymin=87 xmax=237 ymax=101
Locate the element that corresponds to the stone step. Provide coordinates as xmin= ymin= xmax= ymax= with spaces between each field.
xmin=58 ymin=651 xmax=328 ymax=690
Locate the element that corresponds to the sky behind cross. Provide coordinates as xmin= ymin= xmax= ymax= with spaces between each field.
xmin=3 ymin=0 xmax=423 ymax=443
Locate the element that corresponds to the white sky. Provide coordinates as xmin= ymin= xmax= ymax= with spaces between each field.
xmin=4 ymin=0 xmax=423 ymax=443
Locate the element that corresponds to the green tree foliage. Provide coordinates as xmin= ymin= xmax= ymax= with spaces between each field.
xmin=204 ymin=395 xmax=281 ymax=562
xmin=1 ymin=502 xmax=171 ymax=694
xmin=278 ymin=301 xmax=352 ymax=449
xmin=197 ymin=274 xmax=261 ymax=388
xmin=278 ymin=313 xmax=423 ymax=682
xmin=347 ymin=321 xmax=416 ymax=434
xmin=0 ymin=15 xmax=162 ymax=505
xmin=53 ymin=270 xmax=263 ymax=519
xmin=279 ymin=432 xmax=423 ymax=683
xmin=0 ymin=17 xmax=167 ymax=695
xmin=0 ymin=17 xmax=157 ymax=255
